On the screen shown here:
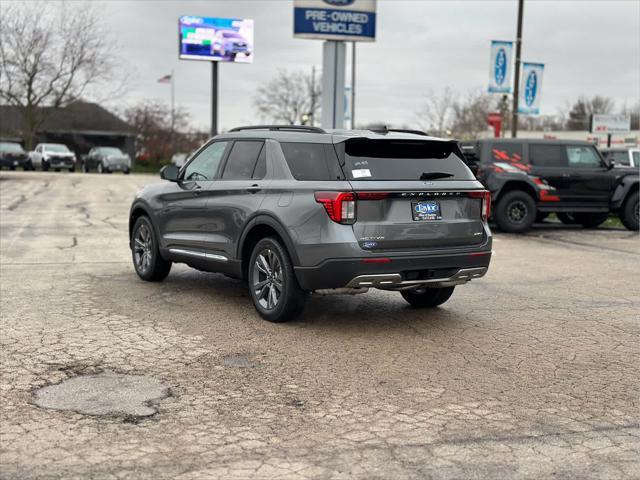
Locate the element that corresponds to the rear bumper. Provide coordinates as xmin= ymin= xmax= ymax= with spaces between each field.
xmin=294 ymin=250 xmax=492 ymax=291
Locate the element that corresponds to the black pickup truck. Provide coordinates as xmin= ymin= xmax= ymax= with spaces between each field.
xmin=460 ymin=139 xmax=639 ymax=233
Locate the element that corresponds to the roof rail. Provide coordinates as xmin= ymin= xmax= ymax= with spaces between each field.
xmin=229 ymin=125 xmax=326 ymax=134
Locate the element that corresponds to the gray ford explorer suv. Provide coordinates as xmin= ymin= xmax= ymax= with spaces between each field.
xmin=129 ymin=126 xmax=492 ymax=322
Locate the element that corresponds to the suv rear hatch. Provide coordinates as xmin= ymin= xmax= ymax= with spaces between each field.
xmin=336 ymin=138 xmax=488 ymax=251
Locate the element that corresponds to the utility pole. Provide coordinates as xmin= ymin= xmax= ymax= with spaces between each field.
xmin=310 ymin=65 xmax=316 ymax=126
xmin=511 ymin=0 xmax=524 ymax=138
xmin=211 ymin=62 xmax=218 ymax=137
xmin=351 ymin=42 xmax=356 ymax=129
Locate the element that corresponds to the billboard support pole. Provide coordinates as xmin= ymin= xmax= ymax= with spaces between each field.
xmin=351 ymin=42 xmax=356 ymax=129
xmin=211 ymin=62 xmax=219 ymax=137
xmin=511 ymin=0 xmax=524 ymax=138
xmin=321 ymin=40 xmax=346 ymax=129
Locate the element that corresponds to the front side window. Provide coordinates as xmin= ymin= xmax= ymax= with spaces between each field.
xmin=529 ymin=145 xmax=567 ymax=167
xmin=566 ymin=146 xmax=602 ymax=168
xmin=632 ymin=151 xmax=639 ymax=166
xmin=183 ymin=141 xmax=228 ymax=181
xmin=221 ymin=141 xmax=264 ymax=180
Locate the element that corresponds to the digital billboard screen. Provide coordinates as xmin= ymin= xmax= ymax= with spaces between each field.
xmin=179 ymin=16 xmax=254 ymax=63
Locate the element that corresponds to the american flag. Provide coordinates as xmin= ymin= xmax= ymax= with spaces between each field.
xmin=157 ymin=74 xmax=172 ymax=84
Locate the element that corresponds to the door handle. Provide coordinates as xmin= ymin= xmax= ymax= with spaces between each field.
xmin=246 ymin=184 xmax=261 ymax=194
xmin=562 ymin=173 xmax=571 ymax=177
xmin=193 ymin=185 xmax=203 ymax=196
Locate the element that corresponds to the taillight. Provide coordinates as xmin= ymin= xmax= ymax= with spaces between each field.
xmin=314 ymin=191 xmax=356 ymax=224
xmin=469 ymin=191 xmax=491 ymax=222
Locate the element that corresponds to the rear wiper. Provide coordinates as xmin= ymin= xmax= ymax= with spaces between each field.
xmin=419 ymin=172 xmax=454 ymax=180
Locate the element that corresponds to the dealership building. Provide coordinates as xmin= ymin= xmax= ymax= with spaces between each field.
xmin=0 ymin=102 xmax=135 ymax=156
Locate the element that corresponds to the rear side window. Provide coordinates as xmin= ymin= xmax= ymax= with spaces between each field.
xmin=221 ymin=141 xmax=264 ymax=179
xmin=529 ymin=144 xmax=567 ymax=167
xmin=341 ymin=139 xmax=474 ymax=181
xmin=280 ymin=142 xmax=342 ymax=181
xmin=491 ymin=143 xmax=523 ymax=163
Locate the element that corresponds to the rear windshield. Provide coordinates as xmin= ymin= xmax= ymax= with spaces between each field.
xmin=341 ymin=139 xmax=475 ymax=181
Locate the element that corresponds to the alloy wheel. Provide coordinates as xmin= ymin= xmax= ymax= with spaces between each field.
xmin=252 ymin=249 xmax=283 ymax=310
xmin=133 ymin=224 xmax=153 ymax=274
xmin=507 ymin=200 xmax=528 ymax=224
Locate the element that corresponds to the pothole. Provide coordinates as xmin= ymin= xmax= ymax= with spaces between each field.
xmin=222 ymin=355 xmax=256 ymax=368
xmin=32 ymin=371 xmax=170 ymax=417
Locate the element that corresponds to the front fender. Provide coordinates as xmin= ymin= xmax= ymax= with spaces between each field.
xmin=611 ymin=175 xmax=639 ymax=210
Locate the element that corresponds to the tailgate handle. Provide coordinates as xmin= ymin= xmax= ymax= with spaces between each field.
xmin=246 ymin=184 xmax=261 ymax=194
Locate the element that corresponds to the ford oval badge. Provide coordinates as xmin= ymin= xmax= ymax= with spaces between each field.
xmin=524 ymin=70 xmax=537 ymax=107
xmin=494 ymin=48 xmax=507 ymax=85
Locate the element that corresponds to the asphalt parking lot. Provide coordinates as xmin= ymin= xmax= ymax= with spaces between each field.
xmin=1 ymin=171 xmax=638 ymax=479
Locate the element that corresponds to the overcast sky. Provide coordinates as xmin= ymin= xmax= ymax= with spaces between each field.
xmin=93 ymin=0 xmax=640 ymax=130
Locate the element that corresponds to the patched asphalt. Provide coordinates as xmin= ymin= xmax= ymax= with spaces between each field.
xmin=1 ymin=171 xmax=638 ymax=479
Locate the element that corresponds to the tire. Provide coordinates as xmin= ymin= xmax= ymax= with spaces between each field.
xmin=42 ymin=161 xmax=49 ymax=172
xmin=124 ymin=168 xmax=130 ymax=175
xmin=83 ymin=163 xmax=90 ymax=173
xmin=54 ymin=168 xmax=60 ymax=172
xmin=572 ymin=212 xmax=609 ymax=229
xmin=556 ymin=212 xmax=576 ymax=224
xmin=23 ymin=161 xmax=33 ymax=171
xmin=97 ymin=162 xmax=104 ymax=174
xmin=9 ymin=166 xmax=15 ymax=171
xmin=620 ymin=191 xmax=639 ymax=231
xmin=535 ymin=212 xmax=549 ymax=223
xmin=494 ymin=190 xmax=537 ymax=233
xmin=69 ymin=166 xmax=75 ymax=173
xmin=401 ymin=286 xmax=455 ymax=308
xmin=248 ymin=237 xmax=305 ymax=322
xmin=131 ymin=216 xmax=172 ymax=281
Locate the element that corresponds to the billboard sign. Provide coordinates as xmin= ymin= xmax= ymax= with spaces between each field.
xmin=488 ymin=40 xmax=513 ymax=93
xmin=518 ymin=62 xmax=545 ymax=115
xmin=591 ymin=114 xmax=631 ymax=134
xmin=294 ymin=0 xmax=377 ymax=42
xmin=179 ymin=16 xmax=254 ymax=63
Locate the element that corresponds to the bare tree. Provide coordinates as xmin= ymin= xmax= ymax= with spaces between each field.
xmin=450 ymin=89 xmax=495 ymax=139
xmin=253 ymin=69 xmax=321 ymax=125
xmin=415 ymin=87 xmax=456 ymax=136
xmin=0 ymin=1 xmax=123 ymax=148
xmin=565 ymin=95 xmax=615 ymax=130
xmin=123 ymin=101 xmax=195 ymax=166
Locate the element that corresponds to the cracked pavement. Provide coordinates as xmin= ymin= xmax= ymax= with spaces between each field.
xmin=0 ymin=171 xmax=638 ymax=479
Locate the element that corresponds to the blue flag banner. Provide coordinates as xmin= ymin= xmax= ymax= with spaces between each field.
xmin=518 ymin=62 xmax=545 ymax=115
xmin=488 ymin=40 xmax=513 ymax=93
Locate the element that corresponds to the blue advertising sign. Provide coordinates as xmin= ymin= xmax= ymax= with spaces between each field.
xmin=294 ymin=0 xmax=377 ymax=42
xmin=179 ymin=16 xmax=254 ymax=63
xmin=488 ymin=40 xmax=513 ymax=93
xmin=518 ymin=62 xmax=545 ymax=115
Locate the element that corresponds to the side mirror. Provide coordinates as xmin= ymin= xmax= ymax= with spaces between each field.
xmin=606 ymin=159 xmax=616 ymax=169
xmin=160 ymin=164 xmax=180 ymax=182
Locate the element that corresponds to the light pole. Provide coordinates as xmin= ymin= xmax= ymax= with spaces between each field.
xmin=511 ymin=0 xmax=524 ymax=138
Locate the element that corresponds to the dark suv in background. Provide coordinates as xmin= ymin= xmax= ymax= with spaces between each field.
xmin=460 ymin=139 xmax=639 ymax=232
xmin=129 ymin=126 xmax=492 ymax=322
